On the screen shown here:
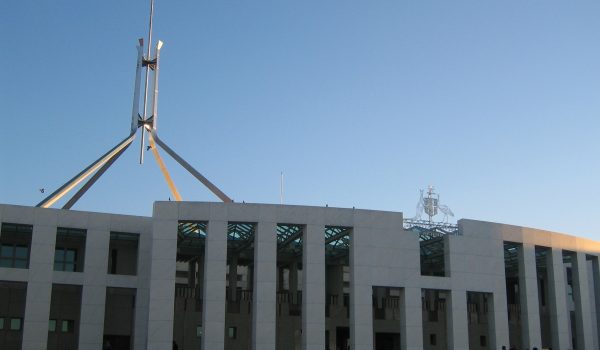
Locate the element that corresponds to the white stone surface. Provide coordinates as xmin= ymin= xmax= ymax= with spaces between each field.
xmin=2 ymin=203 xmax=600 ymax=349
xmin=252 ymin=221 xmax=277 ymax=350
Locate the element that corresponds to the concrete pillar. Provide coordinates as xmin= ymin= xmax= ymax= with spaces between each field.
xmin=133 ymin=288 xmax=150 ymax=350
xmin=202 ymin=220 xmax=227 ymax=350
xmin=547 ymin=248 xmax=571 ymax=350
xmin=401 ymin=287 xmax=423 ymax=350
xmin=135 ymin=225 xmax=152 ymax=350
xmin=572 ymin=252 xmax=594 ymax=349
xmin=489 ymin=290 xmax=510 ymax=349
xmin=278 ymin=266 xmax=284 ymax=291
xmin=147 ymin=219 xmax=178 ymax=350
xmin=252 ymin=221 xmax=277 ymax=350
xmin=350 ymin=226 xmax=373 ymax=350
xmin=290 ymin=261 xmax=299 ymax=303
xmin=228 ymin=255 xmax=238 ymax=301
xmin=591 ymin=257 xmax=600 ymax=349
xmin=79 ymin=228 xmax=110 ymax=350
xmin=302 ymin=224 xmax=325 ymax=350
xmin=197 ymin=259 xmax=204 ymax=300
xmin=247 ymin=265 xmax=254 ymax=290
xmin=189 ymin=258 xmax=196 ymax=288
xmin=22 ymin=224 xmax=55 ymax=350
xmin=328 ymin=264 xmax=344 ymax=302
xmin=447 ymin=290 xmax=468 ymax=350
xmin=518 ymin=244 xmax=542 ymax=349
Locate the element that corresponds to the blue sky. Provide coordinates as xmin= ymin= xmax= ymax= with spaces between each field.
xmin=1 ymin=1 xmax=599 ymax=240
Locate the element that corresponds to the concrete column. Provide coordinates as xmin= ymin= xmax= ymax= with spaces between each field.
xmin=147 ymin=219 xmax=178 ymax=350
xmin=302 ymin=224 xmax=325 ymax=350
xmin=278 ymin=266 xmax=284 ymax=291
xmin=401 ymin=287 xmax=423 ymax=350
xmin=350 ymin=226 xmax=373 ymax=350
xmin=202 ymin=220 xmax=227 ymax=350
xmin=228 ymin=255 xmax=238 ymax=301
xmin=327 ymin=264 xmax=344 ymax=302
xmin=79 ymin=228 xmax=110 ymax=350
xmin=22 ymin=224 xmax=55 ymax=350
xmin=447 ymin=290 xmax=468 ymax=350
xmin=133 ymin=288 xmax=150 ymax=350
xmin=518 ymin=244 xmax=542 ymax=349
xmin=572 ymin=252 xmax=594 ymax=349
xmin=197 ymin=259 xmax=204 ymax=300
xmin=247 ymin=265 xmax=254 ymax=290
xmin=252 ymin=221 xmax=277 ymax=350
xmin=134 ymin=224 xmax=152 ymax=350
xmin=189 ymin=259 xmax=196 ymax=288
xmin=547 ymin=248 xmax=571 ymax=350
xmin=290 ymin=261 xmax=299 ymax=303
xmin=591 ymin=257 xmax=600 ymax=349
xmin=489 ymin=290 xmax=510 ymax=349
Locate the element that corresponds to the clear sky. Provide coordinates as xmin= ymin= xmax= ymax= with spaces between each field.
xmin=1 ymin=1 xmax=599 ymax=240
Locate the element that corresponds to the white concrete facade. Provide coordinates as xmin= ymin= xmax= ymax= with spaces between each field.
xmin=1 ymin=202 xmax=600 ymax=350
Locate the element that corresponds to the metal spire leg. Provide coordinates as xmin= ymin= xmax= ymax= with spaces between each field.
xmin=150 ymin=130 xmax=233 ymax=203
xmin=62 ymin=141 xmax=132 ymax=209
xmin=36 ymin=133 xmax=136 ymax=208
xmin=148 ymin=132 xmax=182 ymax=201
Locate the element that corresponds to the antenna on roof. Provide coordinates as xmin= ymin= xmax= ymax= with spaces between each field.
xmin=280 ymin=171 xmax=284 ymax=204
xmin=36 ymin=0 xmax=233 ymax=209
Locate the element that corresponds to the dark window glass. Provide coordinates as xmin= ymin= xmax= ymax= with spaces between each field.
xmin=10 ymin=318 xmax=22 ymax=331
xmin=14 ymin=246 xmax=28 ymax=259
xmin=0 ymin=244 xmax=29 ymax=269
xmin=228 ymin=327 xmax=237 ymax=339
xmin=54 ymin=248 xmax=77 ymax=272
xmin=49 ymin=319 xmax=56 ymax=332
xmin=61 ymin=320 xmax=74 ymax=333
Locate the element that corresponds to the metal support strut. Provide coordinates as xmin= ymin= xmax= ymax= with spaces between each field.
xmin=35 ymin=0 xmax=233 ymax=209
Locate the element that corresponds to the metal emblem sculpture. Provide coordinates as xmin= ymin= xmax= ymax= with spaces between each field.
xmin=37 ymin=0 xmax=232 ymax=209
xmin=414 ymin=186 xmax=454 ymax=223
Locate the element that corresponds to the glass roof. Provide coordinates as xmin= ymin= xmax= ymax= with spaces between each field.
xmin=277 ymin=224 xmax=303 ymax=252
xmin=325 ymin=226 xmax=351 ymax=261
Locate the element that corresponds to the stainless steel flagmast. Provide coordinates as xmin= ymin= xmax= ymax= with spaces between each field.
xmin=37 ymin=0 xmax=233 ymax=208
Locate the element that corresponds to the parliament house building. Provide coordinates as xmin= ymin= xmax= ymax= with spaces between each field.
xmin=0 ymin=201 xmax=599 ymax=350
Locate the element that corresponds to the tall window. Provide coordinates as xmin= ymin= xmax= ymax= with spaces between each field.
xmin=0 ymin=244 xmax=29 ymax=268
xmin=54 ymin=248 xmax=77 ymax=271
xmin=0 ymin=223 xmax=33 ymax=269
xmin=54 ymin=227 xmax=86 ymax=272
xmin=108 ymin=232 xmax=139 ymax=275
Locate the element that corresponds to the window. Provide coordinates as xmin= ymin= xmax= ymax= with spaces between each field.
xmin=196 ymin=325 xmax=203 ymax=338
xmin=55 ymin=227 xmax=86 ymax=272
xmin=49 ymin=319 xmax=56 ymax=332
xmin=108 ymin=232 xmax=139 ymax=275
xmin=228 ymin=327 xmax=237 ymax=339
xmin=430 ymin=334 xmax=436 ymax=346
xmin=54 ymin=248 xmax=77 ymax=271
xmin=0 ymin=318 xmax=4 ymax=330
xmin=420 ymin=236 xmax=446 ymax=277
xmin=0 ymin=223 xmax=32 ymax=269
xmin=480 ymin=335 xmax=487 ymax=347
xmin=0 ymin=244 xmax=29 ymax=268
xmin=10 ymin=318 xmax=22 ymax=331
xmin=61 ymin=320 xmax=75 ymax=333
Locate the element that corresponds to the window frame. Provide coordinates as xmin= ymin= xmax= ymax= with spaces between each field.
xmin=9 ymin=318 xmax=22 ymax=331
xmin=0 ymin=244 xmax=29 ymax=269
xmin=54 ymin=247 xmax=78 ymax=272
